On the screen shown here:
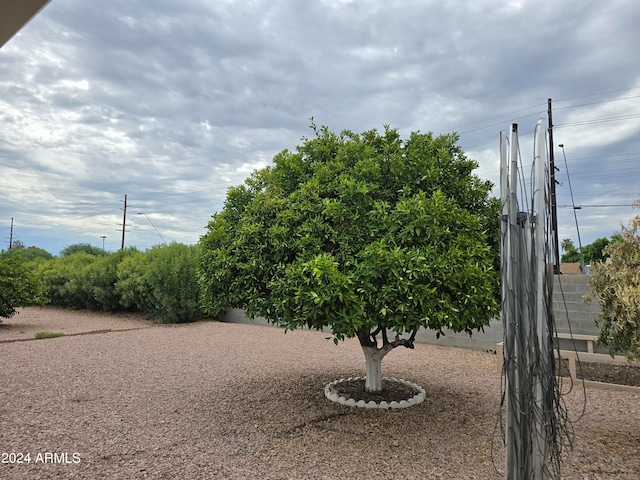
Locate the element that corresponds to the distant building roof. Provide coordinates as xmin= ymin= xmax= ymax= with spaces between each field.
xmin=560 ymin=262 xmax=583 ymax=275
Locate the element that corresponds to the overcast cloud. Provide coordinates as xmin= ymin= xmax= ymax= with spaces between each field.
xmin=1 ymin=0 xmax=639 ymax=255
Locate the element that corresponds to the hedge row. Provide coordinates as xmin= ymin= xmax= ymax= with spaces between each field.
xmin=21 ymin=243 xmax=204 ymax=323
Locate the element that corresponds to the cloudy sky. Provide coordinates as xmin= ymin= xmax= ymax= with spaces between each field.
xmin=1 ymin=0 xmax=639 ymax=256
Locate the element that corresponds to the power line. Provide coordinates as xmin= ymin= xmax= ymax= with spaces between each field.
xmin=76 ymin=209 xmax=121 ymax=220
xmin=557 ymin=154 xmax=640 ymax=166
xmin=479 ymin=153 xmax=640 ymax=181
xmin=554 ymin=86 xmax=640 ymax=104
xmin=554 ymin=113 xmax=640 ymax=128
xmin=458 ymin=110 xmax=546 ymax=136
xmin=553 ymin=95 xmax=640 ymax=111
xmin=450 ymin=102 xmax=547 ymax=130
xmin=452 ymin=86 xmax=640 ymax=139
xmin=557 ymin=204 xmax=634 ymax=208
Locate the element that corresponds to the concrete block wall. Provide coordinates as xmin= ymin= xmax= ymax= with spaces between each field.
xmin=222 ymin=275 xmax=603 ymax=352
xmin=552 ymin=275 xmax=608 ymax=353
xmin=413 ymin=320 xmax=504 ymax=352
xmin=552 ymin=275 xmax=600 ymax=335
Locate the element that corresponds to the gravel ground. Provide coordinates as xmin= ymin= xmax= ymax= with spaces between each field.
xmin=1 ymin=307 xmax=638 ymax=479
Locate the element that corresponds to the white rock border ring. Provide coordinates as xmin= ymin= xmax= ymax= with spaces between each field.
xmin=324 ymin=377 xmax=425 ymax=409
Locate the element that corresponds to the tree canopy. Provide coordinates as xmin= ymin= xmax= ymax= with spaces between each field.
xmin=5 ymin=246 xmax=53 ymax=262
xmin=60 ymin=243 xmax=107 ymax=257
xmin=585 ymin=202 xmax=640 ymax=361
xmin=560 ymin=238 xmax=575 ymax=253
xmin=560 ymin=236 xmax=621 ymax=264
xmin=199 ymin=124 xmax=500 ymax=391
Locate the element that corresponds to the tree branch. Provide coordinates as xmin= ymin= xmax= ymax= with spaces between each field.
xmin=381 ymin=328 xmax=389 ymax=346
xmin=386 ymin=336 xmax=415 ymax=351
xmin=370 ymin=326 xmax=382 ymax=346
xmin=357 ymin=328 xmax=415 ymax=361
xmin=357 ymin=329 xmax=377 ymax=349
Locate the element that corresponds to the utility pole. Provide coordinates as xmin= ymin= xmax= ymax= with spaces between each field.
xmin=548 ymin=98 xmax=560 ymax=274
xmin=9 ymin=217 xmax=13 ymax=250
xmin=118 ymin=194 xmax=128 ymax=250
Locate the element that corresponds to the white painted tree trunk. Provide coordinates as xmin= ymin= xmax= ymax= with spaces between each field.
xmin=362 ymin=346 xmax=385 ymax=393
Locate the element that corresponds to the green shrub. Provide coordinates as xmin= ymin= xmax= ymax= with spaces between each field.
xmin=116 ymin=243 xmax=203 ymax=323
xmin=585 ymin=202 xmax=640 ymax=361
xmin=0 ymin=254 xmax=46 ymax=319
xmin=35 ymin=249 xmax=138 ymax=311
xmin=26 ymin=242 xmax=202 ymax=322
xmin=114 ymin=249 xmax=149 ymax=312
xmin=36 ymin=253 xmax=98 ymax=309
xmin=80 ymin=249 xmax=139 ymax=311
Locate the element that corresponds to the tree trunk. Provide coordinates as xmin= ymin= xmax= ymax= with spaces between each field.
xmin=362 ymin=346 xmax=385 ymax=393
xmin=356 ymin=328 xmax=416 ymax=393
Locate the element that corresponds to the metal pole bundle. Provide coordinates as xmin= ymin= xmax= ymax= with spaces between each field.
xmin=500 ymin=120 xmax=557 ymax=479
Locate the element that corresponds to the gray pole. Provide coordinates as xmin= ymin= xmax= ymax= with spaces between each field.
xmin=559 ymin=144 xmax=585 ymax=272
xmin=533 ymin=120 xmax=550 ymax=479
xmin=548 ymin=99 xmax=560 ymax=273
xmin=502 ymin=124 xmax=522 ymax=479
xmin=121 ymin=194 xmax=127 ymax=251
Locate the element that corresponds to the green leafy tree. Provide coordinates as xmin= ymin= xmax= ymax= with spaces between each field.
xmin=610 ymin=232 xmax=624 ymax=244
xmin=561 ymin=237 xmax=612 ymax=264
xmin=60 ymin=243 xmax=107 ymax=257
xmin=199 ymin=124 xmax=500 ymax=392
xmin=585 ymin=202 xmax=640 ymax=361
xmin=0 ymin=254 xmax=45 ymax=319
xmin=561 ymin=247 xmax=581 ymax=263
xmin=583 ymin=237 xmax=610 ymax=264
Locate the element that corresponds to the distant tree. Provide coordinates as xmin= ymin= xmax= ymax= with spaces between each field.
xmin=199 ymin=124 xmax=500 ymax=393
xmin=7 ymin=246 xmax=54 ymax=262
xmin=582 ymin=237 xmax=610 ymax=264
xmin=0 ymin=254 xmax=45 ymax=319
xmin=585 ymin=201 xmax=640 ymax=361
xmin=60 ymin=243 xmax=106 ymax=257
xmin=10 ymin=240 xmax=25 ymax=250
xmin=561 ymin=237 xmax=612 ymax=265
xmin=610 ymin=232 xmax=624 ymax=244
xmin=560 ymin=238 xmax=574 ymax=252
xmin=561 ymin=247 xmax=581 ymax=263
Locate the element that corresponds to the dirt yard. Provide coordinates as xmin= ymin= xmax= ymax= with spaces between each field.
xmin=1 ymin=307 xmax=638 ymax=479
